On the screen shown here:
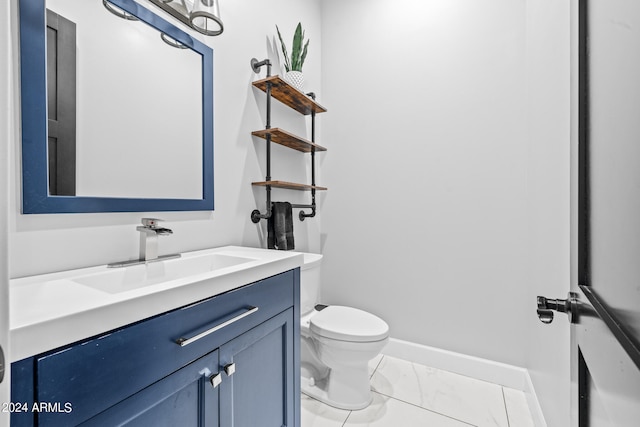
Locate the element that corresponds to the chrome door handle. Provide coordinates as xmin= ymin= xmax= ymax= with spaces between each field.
xmin=209 ymin=373 xmax=222 ymax=388
xmin=537 ymin=292 xmax=578 ymax=324
xmin=176 ymin=306 xmax=259 ymax=347
xmin=224 ymin=363 xmax=236 ymax=377
xmin=537 ymin=308 xmax=555 ymax=324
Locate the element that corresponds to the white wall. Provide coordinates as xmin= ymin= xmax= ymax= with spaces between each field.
xmin=320 ymin=0 xmax=530 ymax=367
xmin=524 ymin=1 xmax=571 ymax=426
xmin=9 ymin=0 xmax=323 ymax=278
xmin=320 ymin=1 xmax=571 ymax=425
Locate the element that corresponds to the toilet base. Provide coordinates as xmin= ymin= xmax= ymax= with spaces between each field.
xmin=301 ymin=365 xmax=373 ymax=410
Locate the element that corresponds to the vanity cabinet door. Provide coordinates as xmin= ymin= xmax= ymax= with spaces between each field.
xmin=81 ymin=350 xmax=220 ymax=427
xmin=219 ymin=308 xmax=295 ymax=427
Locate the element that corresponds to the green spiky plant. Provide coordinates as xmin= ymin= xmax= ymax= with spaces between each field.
xmin=276 ymin=23 xmax=309 ymax=72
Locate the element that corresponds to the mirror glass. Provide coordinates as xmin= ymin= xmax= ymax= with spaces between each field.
xmin=20 ymin=0 xmax=214 ymax=213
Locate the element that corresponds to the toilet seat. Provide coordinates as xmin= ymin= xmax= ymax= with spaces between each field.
xmin=309 ymin=305 xmax=389 ymax=342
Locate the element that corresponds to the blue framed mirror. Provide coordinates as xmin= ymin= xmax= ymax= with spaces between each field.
xmin=20 ymin=0 xmax=214 ymax=213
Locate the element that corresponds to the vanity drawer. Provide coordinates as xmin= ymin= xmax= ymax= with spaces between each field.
xmin=35 ymin=269 xmax=296 ymax=426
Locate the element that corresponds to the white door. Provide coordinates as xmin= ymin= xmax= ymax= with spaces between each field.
xmin=0 ymin=1 xmax=12 ymax=426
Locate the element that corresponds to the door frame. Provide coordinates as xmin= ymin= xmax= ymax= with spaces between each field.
xmin=570 ymin=1 xmax=640 ymax=425
xmin=569 ymin=0 xmax=583 ymax=419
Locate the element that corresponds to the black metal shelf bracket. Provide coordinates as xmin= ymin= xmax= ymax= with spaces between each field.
xmin=250 ymin=58 xmax=272 ymax=76
xmin=250 ymin=58 xmax=273 ymax=224
xmin=249 ymin=59 xmax=320 ymax=224
xmin=299 ymin=92 xmax=318 ymax=222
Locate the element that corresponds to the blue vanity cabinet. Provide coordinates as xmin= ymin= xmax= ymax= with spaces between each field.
xmin=89 ymin=309 xmax=297 ymax=427
xmin=10 ymin=269 xmax=301 ymax=427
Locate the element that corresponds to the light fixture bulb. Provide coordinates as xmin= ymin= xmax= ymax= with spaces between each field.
xmin=102 ymin=0 xmax=139 ymax=21
xmin=189 ymin=0 xmax=223 ymax=36
xmin=160 ymin=33 xmax=188 ymax=49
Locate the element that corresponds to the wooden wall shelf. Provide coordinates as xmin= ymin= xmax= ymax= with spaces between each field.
xmin=252 ymin=76 xmax=327 ymax=115
xmin=252 ymin=181 xmax=328 ymax=191
xmin=249 ymin=63 xmax=327 ymax=224
xmin=252 ymin=128 xmax=327 ymax=153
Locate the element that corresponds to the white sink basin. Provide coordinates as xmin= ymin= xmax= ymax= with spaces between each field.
xmin=73 ymin=253 xmax=256 ymax=294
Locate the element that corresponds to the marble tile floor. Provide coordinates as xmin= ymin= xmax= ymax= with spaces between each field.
xmin=302 ymin=354 xmax=535 ymax=427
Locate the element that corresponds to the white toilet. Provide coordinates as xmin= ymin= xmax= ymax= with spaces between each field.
xmin=299 ymin=253 xmax=389 ymax=410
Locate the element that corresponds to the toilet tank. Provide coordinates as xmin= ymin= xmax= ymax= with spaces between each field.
xmin=300 ymin=253 xmax=323 ymax=315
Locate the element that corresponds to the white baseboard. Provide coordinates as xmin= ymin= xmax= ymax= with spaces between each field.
xmin=383 ymin=338 xmax=547 ymax=427
xmin=383 ymin=338 xmax=528 ymax=389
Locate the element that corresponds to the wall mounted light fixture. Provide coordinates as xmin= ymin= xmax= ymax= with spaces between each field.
xmin=104 ymin=0 xmax=223 ymax=36
xmin=103 ymin=0 xmax=188 ymax=49
xmin=148 ymin=0 xmax=224 ymax=36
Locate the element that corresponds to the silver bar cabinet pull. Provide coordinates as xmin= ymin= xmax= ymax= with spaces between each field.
xmin=176 ymin=306 xmax=259 ymax=347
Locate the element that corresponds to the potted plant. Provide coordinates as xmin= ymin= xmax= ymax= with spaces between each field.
xmin=276 ymin=23 xmax=309 ymax=91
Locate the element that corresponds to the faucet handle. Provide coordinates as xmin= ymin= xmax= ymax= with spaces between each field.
xmin=140 ymin=218 xmax=164 ymax=228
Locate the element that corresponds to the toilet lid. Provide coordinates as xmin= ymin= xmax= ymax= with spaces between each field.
xmin=310 ymin=306 xmax=389 ymax=342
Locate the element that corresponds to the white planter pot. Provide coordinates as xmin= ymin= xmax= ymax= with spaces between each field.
xmin=283 ymin=71 xmax=304 ymax=92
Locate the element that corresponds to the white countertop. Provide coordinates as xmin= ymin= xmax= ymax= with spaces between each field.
xmin=10 ymin=246 xmax=303 ymax=362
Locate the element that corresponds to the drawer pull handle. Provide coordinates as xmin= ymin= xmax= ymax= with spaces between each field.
xmin=176 ymin=306 xmax=259 ymax=347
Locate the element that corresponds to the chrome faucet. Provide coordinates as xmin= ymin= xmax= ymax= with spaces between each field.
xmin=108 ymin=218 xmax=181 ymax=268
xmin=137 ymin=218 xmax=173 ymax=261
